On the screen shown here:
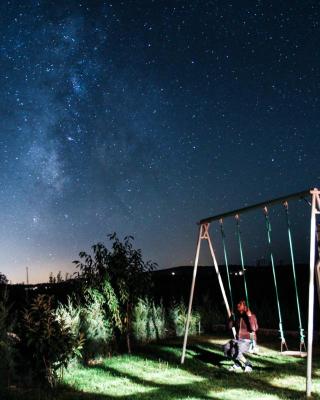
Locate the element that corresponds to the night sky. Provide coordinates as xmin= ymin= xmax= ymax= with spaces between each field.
xmin=1 ymin=1 xmax=319 ymax=283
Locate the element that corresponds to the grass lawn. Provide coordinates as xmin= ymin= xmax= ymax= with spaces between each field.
xmin=3 ymin=334 xmax=320 ymax=400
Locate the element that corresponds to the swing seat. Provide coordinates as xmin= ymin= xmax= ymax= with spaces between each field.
xmin=281 ymin=350 xmax=307 ymax=358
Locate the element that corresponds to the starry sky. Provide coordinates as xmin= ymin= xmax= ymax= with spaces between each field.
xmin=1 ymin=1 xmax=319 ymax=283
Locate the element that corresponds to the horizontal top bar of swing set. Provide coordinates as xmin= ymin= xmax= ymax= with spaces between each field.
xmin=199 ymin=188 xmax=314 ymax=225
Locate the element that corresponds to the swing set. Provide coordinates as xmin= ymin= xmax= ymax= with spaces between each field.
xmin=181 ymin=188 xmax=320 ymax=399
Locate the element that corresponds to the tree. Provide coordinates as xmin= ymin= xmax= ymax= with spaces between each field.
xmin=0 ymin=273 xmax=8 ymax=285
xmin=56 ymin=271 xmax=63 ymax=283
xmin=49 ymin=272 xmax=63 ymax=284
xmin=74 ymin=234 xmax=156 ymax=353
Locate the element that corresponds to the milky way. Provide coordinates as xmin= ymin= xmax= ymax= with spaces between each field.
xmin=1 ymin=1 xmax=319 ymax=282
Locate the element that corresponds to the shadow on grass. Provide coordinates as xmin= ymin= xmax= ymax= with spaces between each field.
xmin=69 ymin=363 xmax=216 ymax=400
xmin=133 ymin=340 xmax=317 ymax=398
xmin=63 ymin=358 xmax=314 ymax=400
xmin=2 ymin=336 xmax=319 ymax=400
xmin=146 ymin=337 xmax=312 ymax=376
xmin=59 ymin=339 xmax=314 ymax=400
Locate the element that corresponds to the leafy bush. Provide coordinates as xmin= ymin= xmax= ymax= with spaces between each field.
xmin=0 ymin=272 xmax=8 ymax=284
xmin=55 ymin=297 xmax=81 ymax=338
xmin=81 ymin=289 xmax=113 ymax=363
xmin=0 ymin=288 xmax=14 ymax=387
xmin=55 ymin=291 xmax=114 ymax=364
xmin=169 ymin=300 xmax=201 ymax=337
xmin=132 ymin=298 xmax=166 ymax=343
xmin=18 ymin=295 xmax=83 ymax=387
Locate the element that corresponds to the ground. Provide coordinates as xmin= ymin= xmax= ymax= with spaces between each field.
xmin=3 ymin=334 xmax=320 ymax=400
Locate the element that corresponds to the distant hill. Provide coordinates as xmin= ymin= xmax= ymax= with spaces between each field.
xmin=1 ymin=263 xmax=318 ymax=331
xmin=152 ymin=264 xmax=317 ymax=330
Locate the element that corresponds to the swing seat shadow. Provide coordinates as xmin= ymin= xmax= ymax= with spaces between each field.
xmin=187 ymin=344 xmax=275 ymax=373
xmin=188 ymin=344 xmax=226 ymax=366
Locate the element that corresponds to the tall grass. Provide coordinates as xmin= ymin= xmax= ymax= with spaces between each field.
xmin=132 ymin=298 xmax=166 ymax=342
xmin=56 ymin=291 xmax=113 ymax=363
xmin=81 ymin=289 xmax=114 ymax=362
xmin=169 ymin=300 xmax=201 ymax=337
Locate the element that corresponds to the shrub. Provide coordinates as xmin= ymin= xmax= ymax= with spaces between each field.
xmin=0 ymin=288 xmax=14 ymax=387
xmin=169 ymin=300 xmax=201 ymax=337
xmin=55 ymin=291 xmax=113 ymax=363
xmin=18 ymin=295 xmax=83 ymax=387
xmin=55 ymin=296 xmax=81 ymax=339
xmin=132 ymin=298 xmax=166 ymax=343
xmin=81 ymin=289 xmax=113 ymax=363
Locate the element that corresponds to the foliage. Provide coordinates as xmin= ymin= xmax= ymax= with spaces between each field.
xmin=74 ymin=233 xmax=157 ymax=353
xmin=49 ymin=271 xmax=64 ymax=284
xmin=0 ymin=272 xmax=8 ymax=285
xmin=80 ymin=289 xmax=114 ymax=363
xmin=101 ymin=278 xmax=122 ymax=330
xmin=18 ymin=294 xmax=83 ymax=387
xmin=0 ymin=288 xmax=15 ymax=386
xmin=169 ymin=300 xmax=201 ymax=337
xmin=132 ymin=298 xmax=166 ymax=343
xmin=56 ymin=292 xmax=113 ymax=364
xmin=55 ymin=296 xmax=81 ymax=338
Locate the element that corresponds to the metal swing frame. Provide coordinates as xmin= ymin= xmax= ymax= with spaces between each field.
xmin=181 ymin=188 xmax=320 ymax=399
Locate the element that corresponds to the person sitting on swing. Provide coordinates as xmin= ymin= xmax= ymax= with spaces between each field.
xmin=224 ymin=299 xmax=258 ymax=372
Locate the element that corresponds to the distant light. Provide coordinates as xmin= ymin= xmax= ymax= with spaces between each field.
xmin=171 ymin=272 xmax=175 ymax=276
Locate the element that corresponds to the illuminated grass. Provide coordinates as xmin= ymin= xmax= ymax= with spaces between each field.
xmin=61 ymin=335 xmax=319 ymax=399
xmin=3 ymin=335 xmax=320 ymax=399
xmin=63 ymin=355 xmax=204 ymax=397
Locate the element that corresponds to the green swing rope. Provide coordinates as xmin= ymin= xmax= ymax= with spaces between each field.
xmin=235 ymin=215 xmax=250 ymax=308
xmin=263 ymin=207 xmax=287 ymax=348
xmin=284 ymin=202 xmax=305 ymax=348
xmin=220 ymin=219 xmax=234 ymax=314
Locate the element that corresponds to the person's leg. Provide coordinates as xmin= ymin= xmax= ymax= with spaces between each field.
xmin=227 ymin=340 xmax=243 ymax=371
xmin=236 ymin=339 xmax=253 ymax=371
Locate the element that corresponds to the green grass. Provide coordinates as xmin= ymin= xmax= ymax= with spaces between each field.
xmin=3 ymin=335 xmax=320 ymax=399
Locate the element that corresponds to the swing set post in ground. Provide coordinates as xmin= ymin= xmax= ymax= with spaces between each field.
xmin=306 ymin=189 xmax=320 ymax=398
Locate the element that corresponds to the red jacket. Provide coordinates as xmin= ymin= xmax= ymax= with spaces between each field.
xmin=229 ymin=312 xmax=258 ymax=340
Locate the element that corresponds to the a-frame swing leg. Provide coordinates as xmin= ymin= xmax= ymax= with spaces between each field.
xmin=181 ymin=223 xmax=234 ymax=364
xmin=316 ymin=260 xmax=320 ymax=310
xmin=281 ymin=338 xmax=288 ymax=353
xmin=181 ymin=224 xmax=204 ymax=364
xmin=315 ymin=223 xmax=320 ymax=309
xmin=206 ymin=227 xmax=236 ymax=339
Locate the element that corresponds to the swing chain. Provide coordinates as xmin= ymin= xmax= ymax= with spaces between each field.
xmin=283 ymin=201 xmax=306 ymax=348
xmin=235 ymin=214 xmax=250 ymax=309
xmin=263 ymin=206 xmax=287 ymax=349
